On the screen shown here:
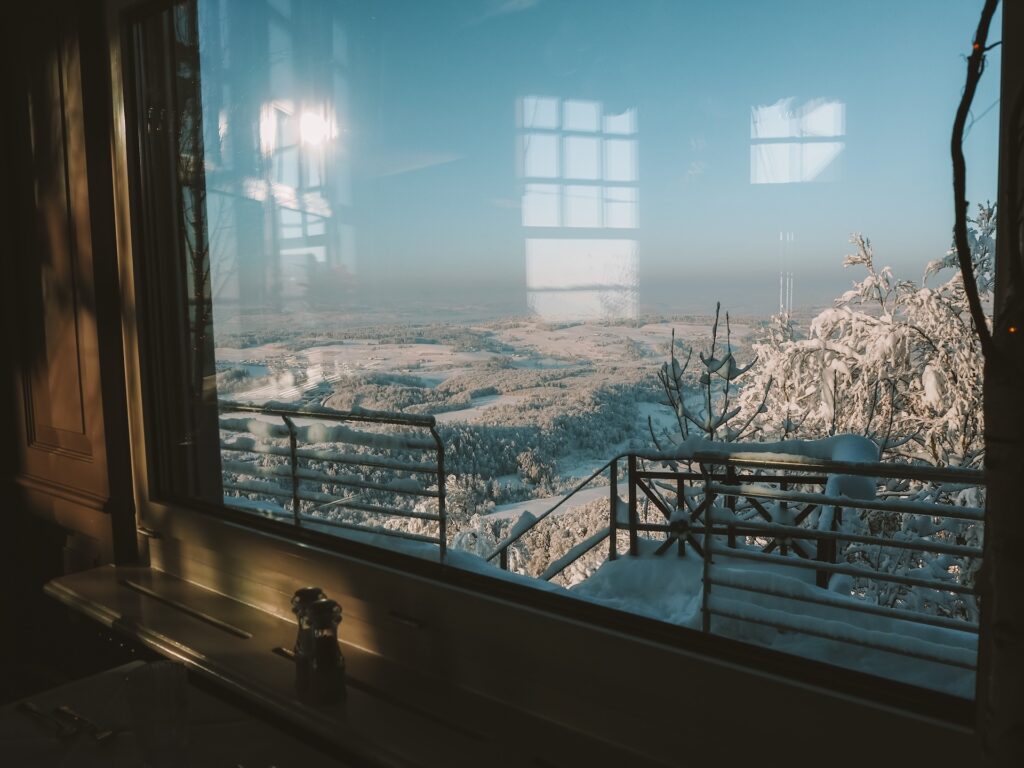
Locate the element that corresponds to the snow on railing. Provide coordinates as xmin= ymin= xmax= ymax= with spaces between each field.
xmin=218 ymin=401 xmax=447 ymax=560
xmin=694 ymin=458 xmax=983 ymax=649
xmin=487 ymin=438 xmax=984 ymax=679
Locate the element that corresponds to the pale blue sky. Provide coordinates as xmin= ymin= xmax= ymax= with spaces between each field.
xmin=203 ymin=0 xmax=1002 ymax=315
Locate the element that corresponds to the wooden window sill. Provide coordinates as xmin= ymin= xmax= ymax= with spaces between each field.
xmin=45 ymin=565 xmax=663 ymax=767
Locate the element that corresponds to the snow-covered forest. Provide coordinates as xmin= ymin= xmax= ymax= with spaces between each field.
xmin=217 ymin=205 xmax=993 ymax=696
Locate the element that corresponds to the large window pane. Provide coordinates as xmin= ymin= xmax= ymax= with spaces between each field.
xmin=137 ymin=0 xmax=997 ymax=700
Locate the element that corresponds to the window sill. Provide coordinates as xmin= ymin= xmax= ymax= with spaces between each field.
xmin=45 ymin=565 xmax=663 ymax=767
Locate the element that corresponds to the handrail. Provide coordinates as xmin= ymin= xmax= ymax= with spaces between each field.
xmin=219 ymin=399 xmax=438 ymax=428
xmin=486 ymin=457 xmax=616 ymax=563
xmin=485 ymin=444 xmax=981 ymax=570
xmin=482 ymin=443 xmax=984 ymax=675
xmin=218 ymin=400 xmax=446 ymax=561
xmin=685 ymin=451 xmax=982 ymax=485
xmin=625 ymin=447 xmax=982 ymax=485
xmin=705 ymin=481 xmax=985 ymax=521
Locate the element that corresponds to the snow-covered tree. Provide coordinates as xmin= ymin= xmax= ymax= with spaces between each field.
xmin=730 ymin=203 xmax=994 ymax=620
xmin=649 ymin=302 xmax=767 ymax=448
xmin=737 ymin=202 xmax=993 ymax=469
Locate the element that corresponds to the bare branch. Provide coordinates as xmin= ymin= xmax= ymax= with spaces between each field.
xmin=950 ymin=0 xmax=999 ymax=357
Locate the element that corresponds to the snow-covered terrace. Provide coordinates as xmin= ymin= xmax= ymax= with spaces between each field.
xmin=218 ymin=407 xmax=984 ymax=698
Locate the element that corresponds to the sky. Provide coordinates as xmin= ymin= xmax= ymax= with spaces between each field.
xmin=200 ymin=0 xmax=1002 ymax=317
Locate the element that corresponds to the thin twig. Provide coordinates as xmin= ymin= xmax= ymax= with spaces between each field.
xmin=733 ymin=377 xmax=773 ymax=443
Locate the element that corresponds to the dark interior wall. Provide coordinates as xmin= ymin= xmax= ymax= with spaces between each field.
xmin=0 ymin=7 xmax=68 ymax=700
xmin=1 ymin=0 xmax=135 ymax=701
xmin=4 ymin=0 xmax=133 ymax=565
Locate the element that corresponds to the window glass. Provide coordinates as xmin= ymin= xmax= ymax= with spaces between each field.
xmin=141 ymin=0 xmax=998 ymax=699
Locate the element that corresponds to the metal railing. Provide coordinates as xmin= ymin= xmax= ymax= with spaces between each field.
xmin=218 ymin=401 xmax=447 ymax=560
xmin=487 ymin=447 xmax=984 ymax=672
xmin=488 ymin=457 xmax=619 ymax=572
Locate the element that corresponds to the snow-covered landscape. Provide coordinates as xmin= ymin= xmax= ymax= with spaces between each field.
xmin=215 ymin=206 xmax=992 ymax=699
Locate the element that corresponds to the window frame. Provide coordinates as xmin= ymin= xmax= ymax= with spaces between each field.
xmin=104 ymin=0 xmax=1005 ymax=732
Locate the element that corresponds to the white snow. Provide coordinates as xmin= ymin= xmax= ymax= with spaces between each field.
xmin=572 ymin=541 xmax=977 ymax=696
xmin=572 ymin=540 xmax=704 ymax=627
xmin=487 ymin=486 xmax=610 ymax=521
xmin=507 ymin=510 xmax=539 ymax=540
xmin=433 ymin=394 xmax=525 ymax=424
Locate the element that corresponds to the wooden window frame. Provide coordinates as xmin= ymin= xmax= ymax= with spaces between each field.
xmin=101 ymin=0 xmax=1019 ymax=753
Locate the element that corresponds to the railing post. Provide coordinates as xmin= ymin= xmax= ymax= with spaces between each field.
xmin=627 ymin=455 xmax=638 ymax=556
xmin=780 ymin=476 xmax=789 ymax=535
xmin=432 ymin=427 xmax=446 ymax=563
xmin=816 ymin=504 xmax=840 ymax=588
xmin=500 ymin=547 xmax=508 ymax=570
xmin=701 ymin=468 xmax=713 ymax=634
xmin=676 ymin=475 xmax=686 ymax=557
xmin=725 ymin=463 xmax=737 ymax=549
xmin=281 ymin=415 xmax=300 ymax=526
xmin=609 ymin=458 xmax=618 ymax=561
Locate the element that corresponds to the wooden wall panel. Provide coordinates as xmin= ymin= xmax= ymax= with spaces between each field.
xmin=7 ymin=0 xmax=130 ymax=563
xmin=14 ymin=12 xmax=107 ymax=503
xmin=22 ymin=28 xmax=97 ymax=459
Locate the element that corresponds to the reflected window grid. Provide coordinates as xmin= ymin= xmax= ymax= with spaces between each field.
xmin=519 ymin=97 xmax=639 ymax=320
xmin=519 ymin=98 xmax=638 ymax=230
xmin=750 ymin=97 xmax=845 ymax=185
xmin=205 ymin=0 xmax=355 ymax=305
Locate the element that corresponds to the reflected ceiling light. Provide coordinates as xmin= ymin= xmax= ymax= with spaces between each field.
xmin=300 ymin=111 xmax=332 ymax=146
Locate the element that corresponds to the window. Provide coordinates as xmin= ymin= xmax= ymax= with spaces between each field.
xmin=125 ymin=0 xmax=999 ymax=705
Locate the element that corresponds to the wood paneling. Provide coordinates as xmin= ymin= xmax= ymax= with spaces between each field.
xmin=14 ymin=6 xmax=104 ymax=495
xmin=7 ymin=0 xmax=133 ymax=563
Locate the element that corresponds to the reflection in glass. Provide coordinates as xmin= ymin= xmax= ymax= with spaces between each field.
xmin=750 ymin=97 xmax=845 ymax=184
xmin=519 ymin=95 xmax=638 ymax=320
xmin=199 ymin=0 xmax=353 ymax=319
xmin=172 ymin=1 xmax=999 ymax=696
xmin=525 ymin=239 xmax=638 ymax=321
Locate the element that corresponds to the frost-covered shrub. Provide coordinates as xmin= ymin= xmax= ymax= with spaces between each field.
xmin=737 ymin=203 xmax=993 ymax=468
xmin=649 ymin=302 xmax=766 ymax=448
xmin=485 ymin=499 xmax=611 ymax=585
xmin=728 ymin=204 xmax=994 ymax=620
xmin=444 ymin=473 xmax=496 ymax=529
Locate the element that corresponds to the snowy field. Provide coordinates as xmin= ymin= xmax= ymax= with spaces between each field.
xmin=214 ymin=313 xmax=760 ymax=501
xmin=215 ymin=305 xmax=981 ymax=700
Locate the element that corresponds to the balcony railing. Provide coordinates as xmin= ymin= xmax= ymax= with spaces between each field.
xmin=217 ymin=401 xmax=447 ymax=560
xmin=488 ymin=447 xmax=983 ymax=679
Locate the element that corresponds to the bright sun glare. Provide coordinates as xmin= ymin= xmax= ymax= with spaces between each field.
xmin=300 ymin=111 xmax=332 ymax=146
